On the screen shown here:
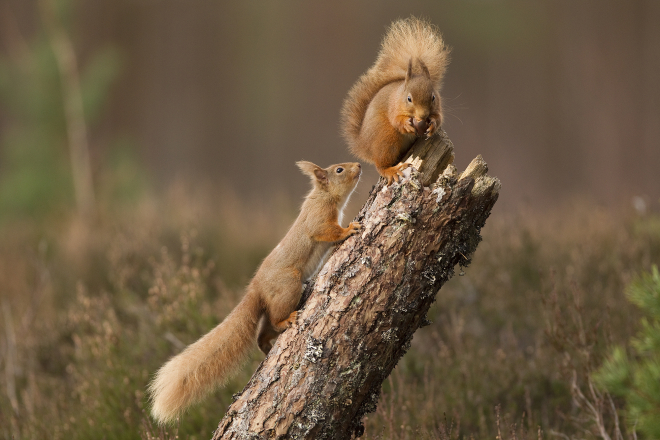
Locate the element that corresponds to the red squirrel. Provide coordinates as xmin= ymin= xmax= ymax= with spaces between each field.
xmin=149 ymin=161 xmax=362 ymax=424
xmin=341 ymin=17 xmax=450 ymax=184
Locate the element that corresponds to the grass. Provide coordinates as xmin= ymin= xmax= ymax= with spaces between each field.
xmin=0 ymin=186 xmax=658 ymax=439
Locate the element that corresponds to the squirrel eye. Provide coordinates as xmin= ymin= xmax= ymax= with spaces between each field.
xmin=407 ymin=95 xmax=412 ymax=103
xmin=432 ymin=94 xmax=435 ymax=101
xmin=336 ymin=167 xmax=344 ymax=174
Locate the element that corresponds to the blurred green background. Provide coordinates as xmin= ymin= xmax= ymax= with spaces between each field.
xmin=1 ymin=0 xmax=658 ymax=218
xmin=0 ymin=1 xmax=659 ymax=439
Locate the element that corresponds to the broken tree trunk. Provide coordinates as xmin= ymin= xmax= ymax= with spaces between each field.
xmin=212 ymin=130 xmax=500 ymax=440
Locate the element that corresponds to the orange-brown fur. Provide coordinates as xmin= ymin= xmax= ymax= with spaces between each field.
xmin=149 ymin=161 xmax=362 ymax=424
xmin=341 ymin=17 xmax=450 ymax=184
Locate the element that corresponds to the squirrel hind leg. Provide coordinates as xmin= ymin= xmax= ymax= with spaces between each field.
xmin=257 ymin=315 xmax=278 ymax=355
xmin=256 ymin=311 xmax=298 ymax=355
xmin=377 ymin=162 xmax=413 ymax=185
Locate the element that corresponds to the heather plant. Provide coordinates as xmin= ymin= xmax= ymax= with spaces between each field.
xmin=0 ymin=192 xmax=284 ymax=439
xmin=0 ymin=193 xmax=658 ymax=439
xmin=594 ymin=265 xmax=660 ymax=439
xmin=363 ymin=207 xmax=660 ymax=439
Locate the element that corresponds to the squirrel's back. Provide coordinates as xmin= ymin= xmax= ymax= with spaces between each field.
xmin=341 ymin=17 xmax=450 ymax=149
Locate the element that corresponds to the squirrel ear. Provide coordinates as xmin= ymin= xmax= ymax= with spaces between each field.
xmin=297 ymin=161 xmax=318 ymax=177
xmin=313 ymin=167 xmax=329 ymax=186
xmin=418 ymin=59 xmax=431 ymax=79
xmin=405 ymin=58 xmax=413 ymax=84
xmin=297 ymin=161 xmax=328 ymax=185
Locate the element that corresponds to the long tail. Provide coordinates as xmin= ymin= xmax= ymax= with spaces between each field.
xmin=149 ymin=290 xmax=261 ymax=424
xmin=341 ymin=16 xmax=450 ymax=148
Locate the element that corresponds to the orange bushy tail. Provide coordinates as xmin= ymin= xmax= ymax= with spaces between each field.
xmin=149 ymin=290 xmax=260 ymax=424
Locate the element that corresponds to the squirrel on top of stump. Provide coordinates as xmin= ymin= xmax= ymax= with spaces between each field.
xmin=341 ymin=16 xmax=450 ymax=184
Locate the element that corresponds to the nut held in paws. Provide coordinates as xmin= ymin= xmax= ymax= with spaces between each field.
xmin=413 ymin=118 xmax=429 ymax=136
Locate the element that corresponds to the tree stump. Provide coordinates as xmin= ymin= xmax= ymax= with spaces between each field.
xmin=212 ymin=131 xmax=500 ymax=440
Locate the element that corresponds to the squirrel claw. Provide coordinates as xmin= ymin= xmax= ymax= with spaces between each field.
xmin=285 ymin=311 xmax=298 ymax=328
xmin=385 ymin=174 xmax=400 ymax=185
xmin=397 ymin=117 xmax=416 ymax=134
xmin=425 ymin=119 xmax=439 ymax=138
xmin=404 ymin=118 xmax=417 ymax=134
xmin=349 ymin=222 xmax=362 ymax=234
xmin=381 ymin=162 xmax=412 ymax=186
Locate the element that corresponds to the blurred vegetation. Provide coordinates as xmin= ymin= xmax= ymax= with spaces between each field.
xmin=0 ymin=182 xmax=658 ymax=439
xmin=0 ymin=34 xmax=72 ymax=218
xmin=365 ymin=208 xmax=660 ymax=440
xmin=0 ymin=0 xmax=123 ymax=221
xmin=0 ymin=184 xmax=287 ymax=439
xmin=594 ymin=266 xmax=660 ymax=439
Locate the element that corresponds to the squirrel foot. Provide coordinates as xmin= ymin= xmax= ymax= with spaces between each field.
xmin=276 ymin=311 xmax=298 ymax=330
xmin=348 ymin=221 xmax=362 ymax=236
xmin=379 ymin=162 xmax=413 ymax=185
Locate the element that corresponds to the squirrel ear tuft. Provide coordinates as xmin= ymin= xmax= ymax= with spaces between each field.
xmin=297 ymin=161 xmax=328 ymax=185
xmin=418 ymin=59 xmax=431 ymax=79
xmin=296 ymin=161 xmax=317 ymax=177
xmin=405 ymin=58 xmax=413 ymax=84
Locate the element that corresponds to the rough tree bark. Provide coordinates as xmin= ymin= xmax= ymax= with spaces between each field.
xmin=212 ymin=130 xmax=500 ymax=440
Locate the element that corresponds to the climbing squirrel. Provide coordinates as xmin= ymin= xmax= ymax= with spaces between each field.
xmin=149 ymin=161 xmax=362 ymax=424
xmin=341 ymin=17 xmax=450 ymax=184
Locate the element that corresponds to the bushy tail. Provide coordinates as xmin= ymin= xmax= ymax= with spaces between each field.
xmin=341 ymin=16 xmax=450 ymax=147
xmin=149 ymin=290 xmax=261 ymax=424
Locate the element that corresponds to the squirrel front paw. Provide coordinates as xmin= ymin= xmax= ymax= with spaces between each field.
xmin=393 ymin=115 xmax=417 ymax=134
xmin=403 ymin=118 xmax=417 ymax=134
xmin=348 ymin=222 xmax=362 ymax=235
xmin=425 ymin=117 xmax=440 ymax=138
